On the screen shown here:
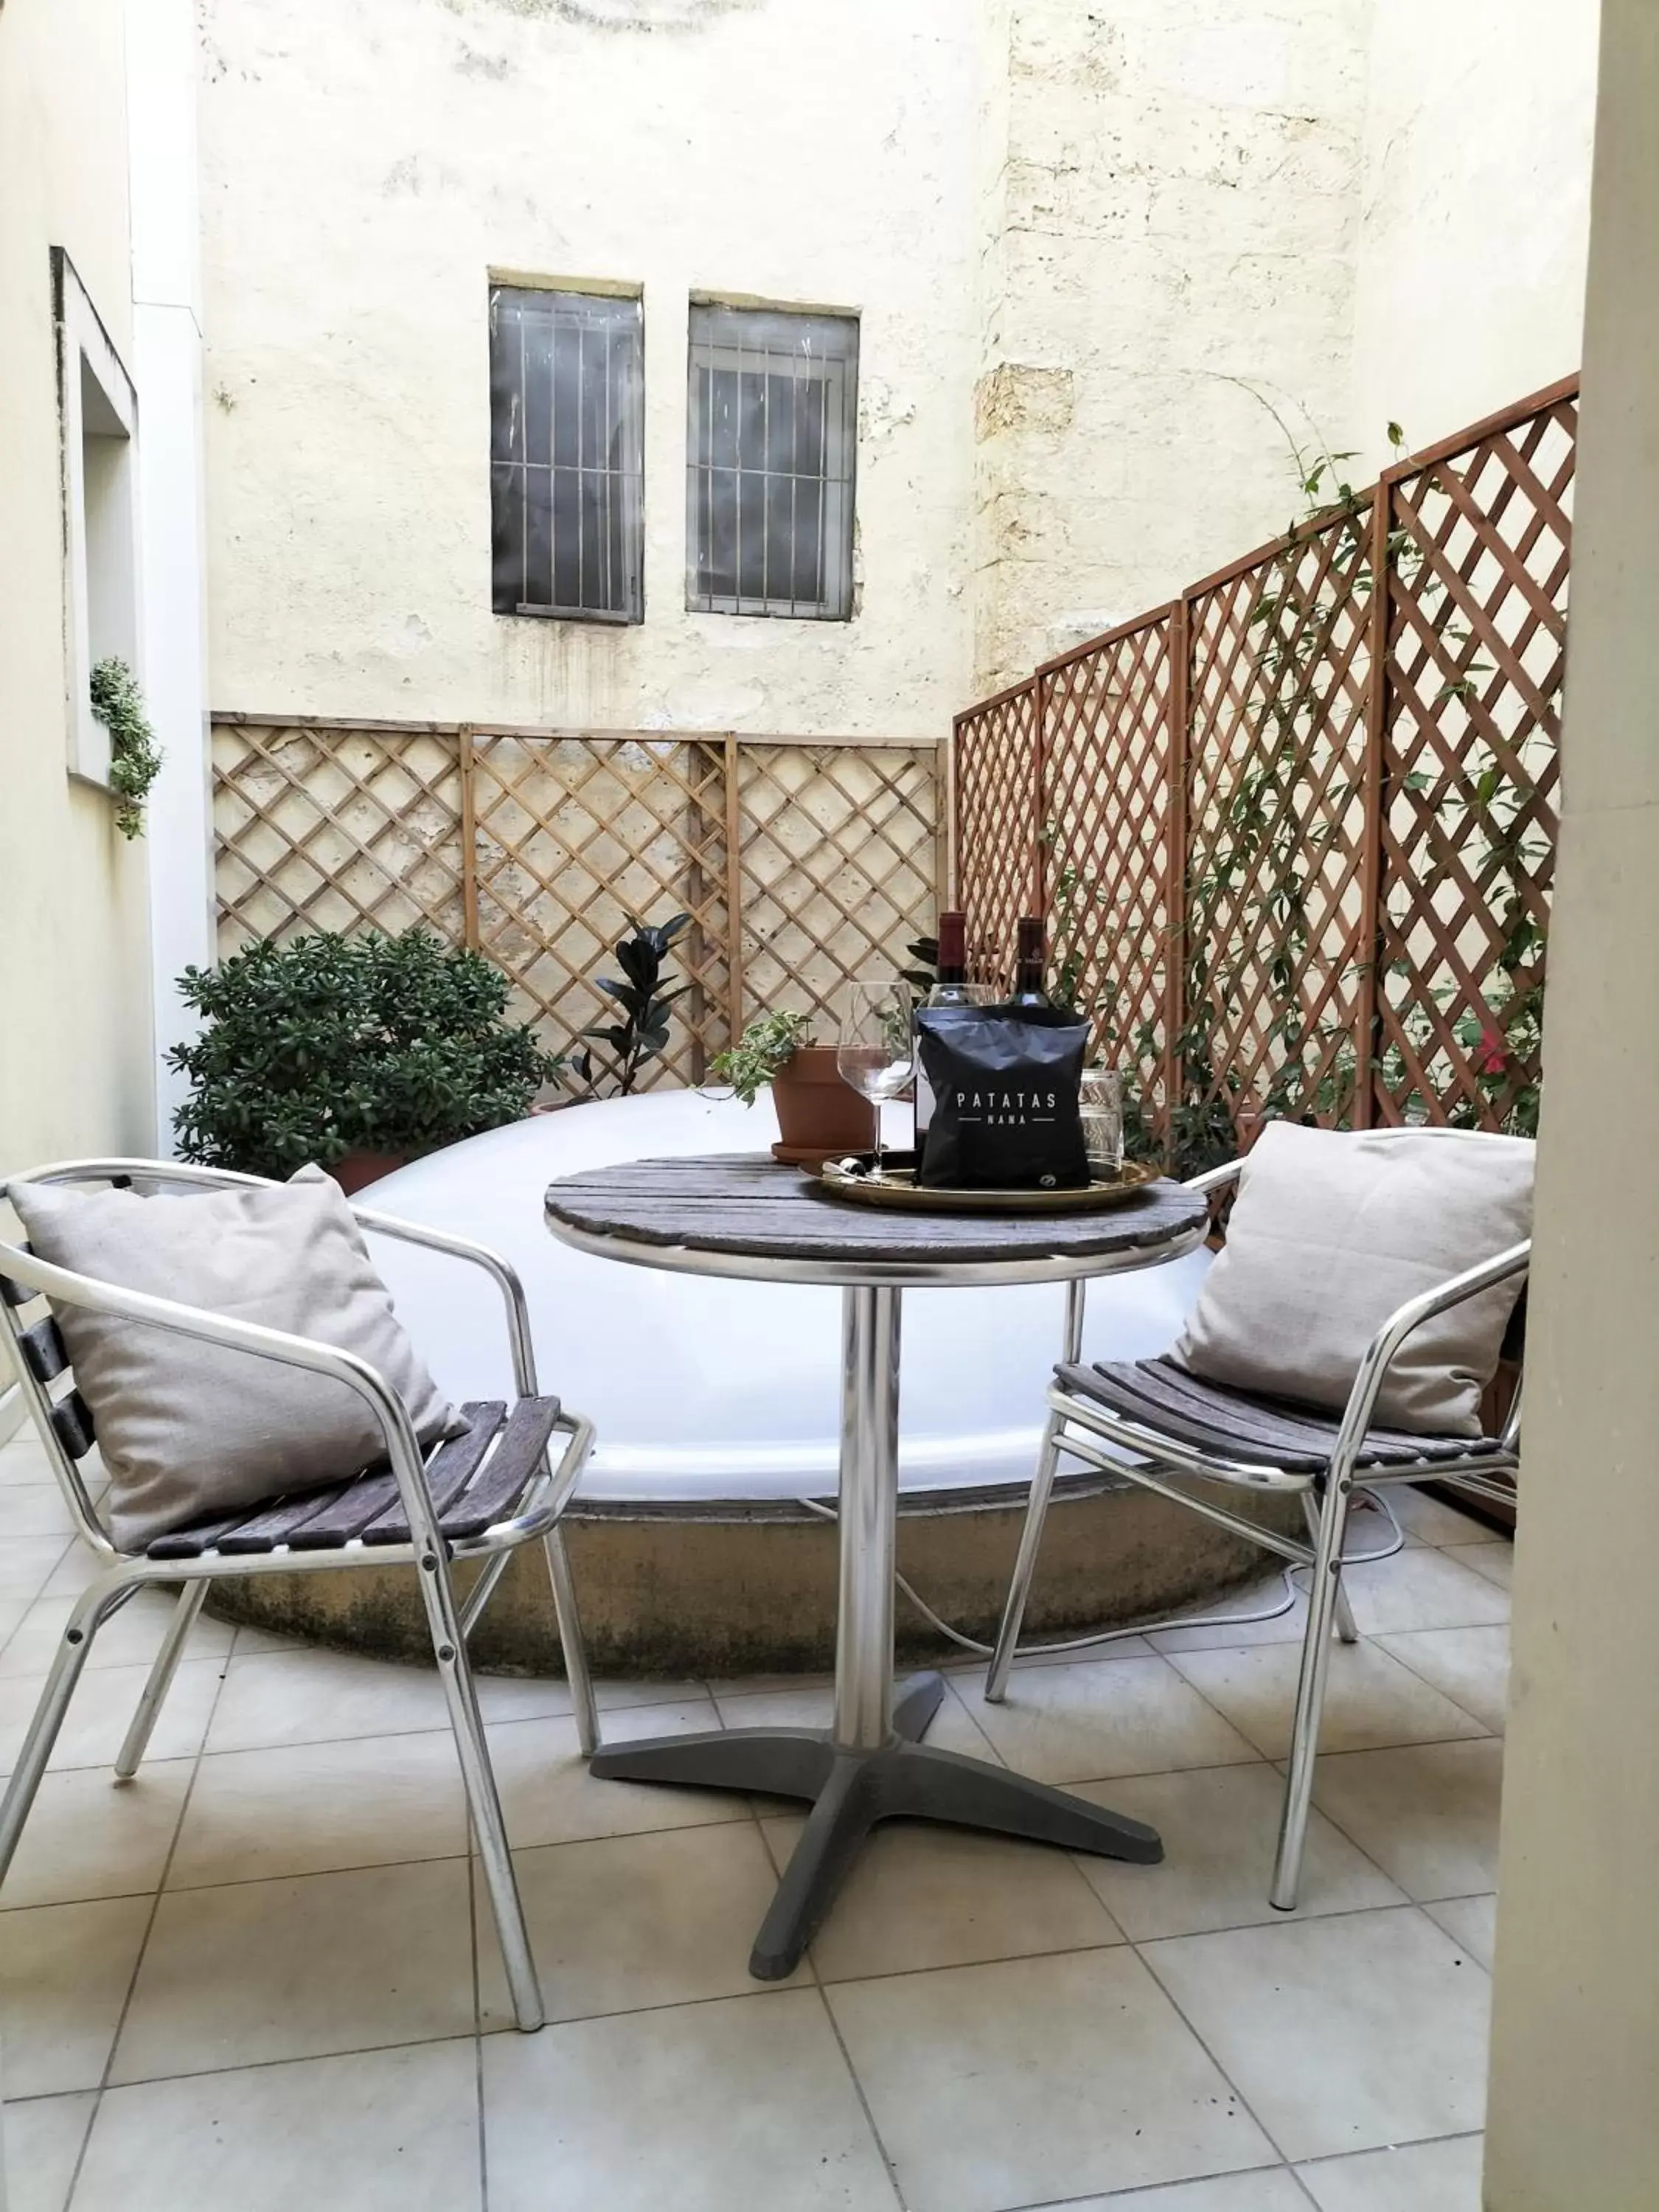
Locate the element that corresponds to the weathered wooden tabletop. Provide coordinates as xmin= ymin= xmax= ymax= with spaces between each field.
xmin=543 ymin=1152 xmax=1208 ymax=1272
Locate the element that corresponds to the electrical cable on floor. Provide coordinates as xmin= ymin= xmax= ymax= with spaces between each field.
xmin=793 ymin=1485 xmax=1407 ymax=1663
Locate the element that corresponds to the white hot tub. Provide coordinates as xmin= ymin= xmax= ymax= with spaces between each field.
xmin=363 ymin=1088 xmax=1211 ymax=1508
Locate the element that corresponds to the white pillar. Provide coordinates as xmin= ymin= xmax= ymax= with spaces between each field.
xmin=128 ymin=0 xmax=212 ymax=1152
xmin=1484 ymin=1 xmax=1659 ymax=2202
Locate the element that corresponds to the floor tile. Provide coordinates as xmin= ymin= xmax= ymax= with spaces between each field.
xmin=0 ymin=1588 xmax=233 ymax=1679
xmin=961 ymin=1654 xmax=1258 ymax=1785
xmin=1423 ymin=1893 xmax=1497 ymax=1971
xmin=477 ymin=1820 xmax=804 ymax=2028
xmin=76 ymin=2039 xmax=483 ymax=2211
xmin=486 ymin=1700 xmax=750 ymax=1849
xmin=1166 ymin=1638 xmax=1488 ymax=1761
xmin=0 ymin=1540 xmax=74 ymax=1604
xmin=1336 ymin=1548 xmax=1509 ymax=1635
xmin=0 ymin=1658 xmax=222 ymax=1775
xmin=0 ymin=1893 xmax=151 ymax=2096
xmin=1375 ymin=1626 xmax=1509 ymax=1734
xmin=0 ymin=1490 xmax=75 ymax=1540
xmin=3 ymin=2090 xmax=97 ymax=2212
xmin=1146 ymin=1573 xmax=1310 ymax=1654
xmin=41 ymin=1547 xmax=108 ymax=1599
xmin=1441 ymin=1540 xmax=1514 ymax=1590
xmin=943 ymin=1633 xmax=1156 ymax=1671
xmin=1068 ymin=1763 xmax=1402 ymax=1940
xmin=827 ymin=1947 xmax=1276 ymax=2212
xmin=483 ymin=1987 xmax=896 ymax=2211
xmin=204 ymin=1645 xmax=463 ymax=1751
xmin=759 ymin=1812 xmax=1123 ymax=1981
xmin=1379 ymin=1487 xmax=1496 ymax=1548
xmin=0 ymin=1433 xmax=57 ymax=1485
xmin=1050 ymin=2171 xmax=1311 ymax=2211
xmin=0 ymin=1759 xmax=192 ymax=1910
xmin=112 ymin=1857 xmax=474 ymax=2079
xmin=1296 ymin=2130 xmax=1484 ymax=2210
xmin=1308 ymin=1739 xmax=1505 ymax=1900
xmin=1143 ymin=1907 xmax=1489 ymax=2163
xmin=167 ymin=1729 xmax=467 ymax=1888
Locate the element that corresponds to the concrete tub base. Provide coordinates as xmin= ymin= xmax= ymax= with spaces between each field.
xmin=204 ymin=1474 xmax=1303 ymax=1677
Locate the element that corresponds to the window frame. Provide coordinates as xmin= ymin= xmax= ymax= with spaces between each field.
xmin=53 ymin=248 xmax=141 ymax=789
xmin=487 ymin=277 xmax=646 ymax=627
xmin=684 ymin=300 xmax=859 ymax=622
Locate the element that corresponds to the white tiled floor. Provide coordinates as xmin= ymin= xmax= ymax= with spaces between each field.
xmin=0 ymin=1436 xmax=1511 ymax=2210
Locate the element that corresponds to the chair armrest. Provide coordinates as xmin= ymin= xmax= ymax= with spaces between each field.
xmin=15 ymin=1159 xmax=543 ymax=1400
xmin=349 ymin=1207 xmax=540 ymax=1397
xmin=1329 ymin=1240 xmax=1531 ymax=1471
xmin=1183 ymin=1159 xmax=1245 ymax=1197
xmin=0 ymin=1240 xmax=448 ymax=1559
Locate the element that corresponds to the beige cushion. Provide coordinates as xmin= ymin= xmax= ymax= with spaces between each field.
xmin=1171 ymin=1122 xmax=1533 ymax=1436
xmin=9 ymin=1166 xmax=461 ymax=1552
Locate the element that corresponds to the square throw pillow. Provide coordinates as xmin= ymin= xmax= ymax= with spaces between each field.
xmin=8 ymin=1165 xmax=462 ymax=1551
xmin=1170 ymin=1122 xmax=1534 ymax=1436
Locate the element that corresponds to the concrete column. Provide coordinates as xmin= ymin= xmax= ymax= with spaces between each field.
xmin=128 ymin=0 xmax=213 ymax=1150
xmin=1484 ymin=3 xmax=1659 ymax=2203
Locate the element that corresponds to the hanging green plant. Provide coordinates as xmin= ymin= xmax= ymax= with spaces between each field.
xmin=89 ymin=657 xmax=163 ymax=839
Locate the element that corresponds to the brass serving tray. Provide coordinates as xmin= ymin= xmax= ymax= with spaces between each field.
xmin=813 ymin=1157 xmax=1161 ymax=1214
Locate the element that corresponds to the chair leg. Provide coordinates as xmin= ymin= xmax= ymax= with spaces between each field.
xmin=0 ymin=1576 xmax=132 ymax=1885
xmin=543 ymin=1529 xmax=598 ymax=1758
xmin=114 ymin=1582 xmax=209 ymax=1781
xmin=414 ymin=1549 xmax=543 ymax=2031
xmin=1301 ymin=1495 xmax=1359 ymax=1644
xmin=986 ymin=1409 xmax=1063 ymax=1704
xmin=1272 ymin=1472 xmax=1355 ymax=1910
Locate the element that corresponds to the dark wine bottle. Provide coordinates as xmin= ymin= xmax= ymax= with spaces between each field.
xmin=914 ymin=911 xmax=971 ymax=1147
xmin=1010 ymin=915 xmax=1049 ymax=1007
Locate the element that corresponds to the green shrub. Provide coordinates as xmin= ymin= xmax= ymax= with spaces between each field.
xmin=169 ymin=928 xmax=563 ymax=1177
xmin=89 ymin=658 xmax=163 ymax=838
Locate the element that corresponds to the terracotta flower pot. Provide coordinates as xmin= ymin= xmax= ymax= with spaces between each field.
xmin=769 ymin=1046 xmax=878 ymax=1166
xmin=328 ymin=1149 xmax=415 ymax=1196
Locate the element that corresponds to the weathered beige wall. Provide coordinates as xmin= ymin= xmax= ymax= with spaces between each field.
xmin=0 ymin=0 xmax=155 ymax=1173
xmin=973 ymin=0 xmax=1374 ymax=689
xmin=1484 ymin=4 xmax=1659 ymax=2202
xmin=1348 ymin=0 xmax=1597 ymax=474
xmin=197 ymin=0 xmax=983 ymax=737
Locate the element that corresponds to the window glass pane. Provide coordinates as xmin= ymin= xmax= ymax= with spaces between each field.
xmin=490 ymin=285 xmax=642 ymax=620
xmin=686 ymin=303 xmax=857 ymax=620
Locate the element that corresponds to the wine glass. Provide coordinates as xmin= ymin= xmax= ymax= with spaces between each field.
xmin=837 ymin=980 xmax=914 ymax=1180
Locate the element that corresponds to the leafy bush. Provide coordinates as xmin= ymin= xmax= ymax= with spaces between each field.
xmin=169 ymin=929 xmax=563 ymax=1177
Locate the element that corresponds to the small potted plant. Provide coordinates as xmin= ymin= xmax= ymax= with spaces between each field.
xmin=710 ymin=1010 xmax=873 ymax=1164
xmin=169 ymin=927 xmax=563 ymax=1190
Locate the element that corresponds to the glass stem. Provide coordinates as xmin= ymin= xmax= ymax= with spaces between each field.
xmin=872 ymin=1096 xmax=883 ymax=1178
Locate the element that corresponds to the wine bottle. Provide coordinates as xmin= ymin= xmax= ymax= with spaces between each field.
xmin=914 ymin=910 xmax=971 ymax=1148
xmin=1010 ymin=916 xmax=1050 ymax=1008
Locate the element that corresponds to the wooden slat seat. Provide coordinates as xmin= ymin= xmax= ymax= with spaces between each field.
xmin=145 ymin=1395 xmax=563 ymax=1559
xmin=1058 ymin=1356 xmax=1506 ymax=1473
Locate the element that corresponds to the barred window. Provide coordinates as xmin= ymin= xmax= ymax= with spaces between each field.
xmin=490 ymin=284 xmax=644 ymax=623
xmin=686 ymin=304 xmax=857 ymax=619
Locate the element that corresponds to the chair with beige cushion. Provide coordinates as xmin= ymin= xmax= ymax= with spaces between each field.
xmin=0 ymin=1157 xmax=598 ymax=2032
xmin=984 ymin=1122 xmax=1530 ymax=1909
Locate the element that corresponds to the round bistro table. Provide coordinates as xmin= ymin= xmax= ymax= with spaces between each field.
xmin=544 ymin=1152 xmax=1211 ymax=1980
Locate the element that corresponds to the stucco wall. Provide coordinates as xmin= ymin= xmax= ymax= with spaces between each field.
xmin=1347 ymin=0 xmax=1597 ymax=476
xmin=198 ymin=0 xmax=983 ymax=737
xmin=972 ymin=0 xmax=1374 ymax=690
xmin=0 ymin=0 xmax=155 ymax=1173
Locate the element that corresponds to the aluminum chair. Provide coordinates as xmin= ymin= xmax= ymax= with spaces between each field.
xmin=0 ymin=1158 xmax=599 ymax=2033
xmin=984 ymin=1145 xmax=1526 ymax=1910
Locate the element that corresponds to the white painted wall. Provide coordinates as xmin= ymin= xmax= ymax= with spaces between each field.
xmin=197 ymin=0 xmax=984 ymax=737
xmin=129 ymin=0 xmax=215 ymax=1144
xmin=1347 ymin=0 xmax=1598 ymax=474
xmin=0 ymin=0 xmax=155 ymax=1178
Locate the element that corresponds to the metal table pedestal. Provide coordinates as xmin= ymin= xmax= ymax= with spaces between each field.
xmin=590 ymin=1284 xmax=1163 ymax=1981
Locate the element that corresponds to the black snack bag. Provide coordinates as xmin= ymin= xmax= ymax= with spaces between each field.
xmin=916 ymin=1005 xmax=1091 ymax=1189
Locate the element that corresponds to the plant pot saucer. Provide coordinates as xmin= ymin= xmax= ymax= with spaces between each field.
xmin=771 ymin=1140 xmax=853 ymax=1169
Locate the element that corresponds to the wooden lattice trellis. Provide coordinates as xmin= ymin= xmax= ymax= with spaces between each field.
xmin=952 ymin=374 xmax=1576 ymax=1155
xmin=213 ymin=721 xmax=941 ymax=1091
